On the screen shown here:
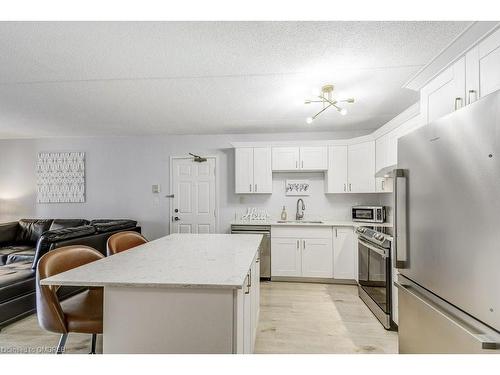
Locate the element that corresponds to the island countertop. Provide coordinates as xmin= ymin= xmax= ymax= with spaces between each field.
xmin=40 ymin=233 xmax=262 ymax=289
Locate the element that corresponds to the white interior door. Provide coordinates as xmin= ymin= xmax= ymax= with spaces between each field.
xmin=171 ymin=157 xmax=216 ymax=234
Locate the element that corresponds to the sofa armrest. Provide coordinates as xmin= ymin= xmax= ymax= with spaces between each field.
xmin=31 ymin=225 xmax=97 ymax=269
xmin=0 ymin=221 xmax=19 ymax=246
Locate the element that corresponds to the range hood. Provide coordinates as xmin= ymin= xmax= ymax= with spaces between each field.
xmin=375 ymin=165 xmax=397 ymax=178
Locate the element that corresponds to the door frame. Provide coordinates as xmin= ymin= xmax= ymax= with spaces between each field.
xmin=169 ymin=155 xmax=219 ymax=235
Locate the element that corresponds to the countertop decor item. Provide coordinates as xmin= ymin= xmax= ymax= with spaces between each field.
xmin=36 ymin=152 xmax=85 ymax=203
xmin=285 ymin=179 xmax=310 ymax=196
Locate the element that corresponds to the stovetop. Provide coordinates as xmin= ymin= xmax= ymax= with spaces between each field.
xmin=355 ymin=227 xmax=392 ymax=249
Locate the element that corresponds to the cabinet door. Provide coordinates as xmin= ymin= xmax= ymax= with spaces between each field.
xmin=479 ymin=28 xmax=500 ymax=98
xmin=235 ymin=148 xmax=254 ymax=193
xmin=348 ymin=141 xmax=375 ymax=193
xmin=272 ymin=147 xmax=300 ymax=171
xmin=333 ymin=227 xmax=357 ymax=280
xmin=271 ymin=237 xmax=301 ymax=277
xmin=252 ymin=147 xmax=272 ymax=193
xmin=326 ymin=145 xmax=348 ymax=193
xmin=299 ymin=146 xmax=328 ymax=170
xmin=242 ymin=271 xmax=252 ymax=353
xmin=301 ymin=238 xmax=333 ymax=278
xmin=465 ymin=46 xmax=480 ymax=105
xmin=250 ymin=257 xmax=260 ymax=350
xmin=421 ymin=56 xmax=466 ymax=124
xmin=375 ymin=135 xmax=389 ymax=192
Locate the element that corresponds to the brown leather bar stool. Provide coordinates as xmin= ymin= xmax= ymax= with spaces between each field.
xmin=36 ymin=245 xmax=104 ymax=354
xmin=106 ymin=231 xmax=147 ymax=256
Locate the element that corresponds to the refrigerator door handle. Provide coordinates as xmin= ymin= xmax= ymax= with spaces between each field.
xmin=395 ymin=276 xmax=500 ymax=350
xmin=394 ymin=169 xmax=409 ymax=268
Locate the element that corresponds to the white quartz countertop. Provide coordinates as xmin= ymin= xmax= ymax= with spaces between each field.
xmin=40 ymin=234 xmax=262 ymax=289
xmin=231 ymin=220 xmax=393 ymax=228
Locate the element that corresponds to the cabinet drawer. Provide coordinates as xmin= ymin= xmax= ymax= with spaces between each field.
xmin=271 ymin=226 xmax=333 ymax=239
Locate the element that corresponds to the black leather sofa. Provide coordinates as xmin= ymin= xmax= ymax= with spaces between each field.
xmin=0 ymin=218 xmax=141 ymax=329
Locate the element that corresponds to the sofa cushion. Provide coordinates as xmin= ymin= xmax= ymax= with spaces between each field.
xmin=15 ymin=219 xmax=53 ymax=245
xmin=0 ymin=221 xmax=19 ymax=246
xmin=49 ymin=219 xmax=90 ymax=231
xmin=6 ymin=249 xmax=36 ymax=265
xmin=0 ymin=261 xmax=35 ymax=304
xmin=0 ymin=245 xmax=35 ymax=266
xmin=32 ymin=225 xmax=97 ymax=269
xmin=90 ymin=219 xmax=137 ymax=233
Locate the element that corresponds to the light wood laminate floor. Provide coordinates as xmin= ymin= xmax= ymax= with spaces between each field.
xmin=0 ymin=281 xmax=397 ymax=354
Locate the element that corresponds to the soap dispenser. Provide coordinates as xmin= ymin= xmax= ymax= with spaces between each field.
xmin=280 ymin=206 xmax=287 ymax=220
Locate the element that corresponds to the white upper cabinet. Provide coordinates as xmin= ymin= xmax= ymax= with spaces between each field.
xmin=272 ymin=146 xmax=327 ymax=171
xmin=252 ymin=147 xmax=272 ymax=193
xmin=421 ymin=56 xmax=466 ymax=124
xmin=326 ymin=142 xmax=375 ymax=193
xmin=347 ymin=141 xmax=375 ymax=193
xmin=235 ymin=148 xmax=254 ymax=194
xmin=478 ymin=28 xmax=500 ymax=98
xmin=299 ymin=146 xmax=328 ymax=170
xmin=235 ymin=147 xmax=272 ymax=194
xmin=271 ymin=147 xmax=300 ymax=171
xmin=375 ymin=134 xmax=390 ymax=192
xmin=326 ymin=145 xmax=348 ymax=193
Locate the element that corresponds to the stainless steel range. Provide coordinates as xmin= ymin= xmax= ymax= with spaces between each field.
xmin=356 ymin=226 xmax=394 ymax=329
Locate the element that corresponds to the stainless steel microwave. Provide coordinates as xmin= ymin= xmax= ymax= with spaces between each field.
xmin=352 ymin=206 xmax=386 ymax=223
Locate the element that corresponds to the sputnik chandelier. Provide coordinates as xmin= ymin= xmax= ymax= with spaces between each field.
xmin=304 ymin=84 xmax=355 ymax=124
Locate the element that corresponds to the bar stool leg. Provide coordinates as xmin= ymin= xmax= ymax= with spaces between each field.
xmin=90 ymin=334 xmax=97 ymax=354
xmin=56 ymin=333 xmax=68 ymax=354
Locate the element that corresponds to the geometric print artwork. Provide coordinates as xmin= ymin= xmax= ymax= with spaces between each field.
xmin=36 ymin=152 xmax=86 ymax=203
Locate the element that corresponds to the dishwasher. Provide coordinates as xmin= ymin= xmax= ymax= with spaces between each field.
xmin=230 ymin=224 xmax=271 ymax=279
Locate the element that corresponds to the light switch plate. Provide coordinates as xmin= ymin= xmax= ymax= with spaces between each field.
xmin=152 ymin=184 xmax=161 ymax=193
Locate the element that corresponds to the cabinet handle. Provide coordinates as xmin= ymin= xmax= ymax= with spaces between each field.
xmin=249 ymin=184 xmax=252 ymax=192
xmin=301 ymin=161 xmax=304 ymax=168
xmin=335 ymin=228 xmax=338 ymax=237
xmin=303 ymin=239 xmax=306 ymax=250
xmin=245 ymin=272 xmax=251 ymax=294
xmin=382 ymin=180 xmax=385 ymax=191
xmin=349 ymin=183 xmax=352 ymax=192
xmin=256 ymin=257 xmax=260 ymax=263
xmin=454 ymin=97 xmax=463 ymax=111
xmin=344 ymin=183 xmax=346 ymax=192
xmin=255 ymin=184 xmax=257 ymax=192
xmin=296 ymin=239 xmax=299 ymax=250
xmin=468 ymin=90 xmax=477 ymax=105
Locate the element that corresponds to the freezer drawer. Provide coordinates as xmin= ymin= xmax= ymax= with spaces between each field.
xmin=396 ymin=275 xmax=500 ymax=354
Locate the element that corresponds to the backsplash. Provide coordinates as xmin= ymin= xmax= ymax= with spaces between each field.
xmin=231 ymin=172 xmax=389 ymax=222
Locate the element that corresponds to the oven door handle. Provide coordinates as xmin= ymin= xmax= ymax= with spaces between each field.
xmin=358 ymin=238 xmax=389 ymax=258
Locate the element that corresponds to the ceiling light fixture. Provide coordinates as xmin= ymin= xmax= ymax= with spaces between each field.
xmin=304 ymin=84 xmax=354 ymax=124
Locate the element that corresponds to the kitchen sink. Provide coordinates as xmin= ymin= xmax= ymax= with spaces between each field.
xmin=276 ymin=220 xmax=324 ymax=224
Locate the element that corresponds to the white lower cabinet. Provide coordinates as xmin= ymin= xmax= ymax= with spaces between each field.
xmin=235 ymin=254 xmax=260 ymax=354
xmin=301 ymin=238 xmax=333 ymax=278
xmin=333 ymin=227 xmax=357 ymax=280
xmin=271 ymin=226 xmax=358 ymax=280
xmin=271 ymin=237 xmax=302 ymax=277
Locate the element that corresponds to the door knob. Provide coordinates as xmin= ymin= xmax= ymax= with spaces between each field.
xmin=174 ymin=208 xmax=179 ymax=213
xmin=174 ymin=217 xmax=180 ymax=221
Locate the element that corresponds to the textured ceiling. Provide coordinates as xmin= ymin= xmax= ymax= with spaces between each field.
xmin=0 ymin=21 xmax=471 ymax=138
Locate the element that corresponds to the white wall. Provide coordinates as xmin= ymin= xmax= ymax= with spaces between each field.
xmin=0 ymin=130 xmax=388 ymax=239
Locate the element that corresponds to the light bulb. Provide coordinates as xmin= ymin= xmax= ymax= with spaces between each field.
xmin=306 ymin=117 xmax=314 ymax=124
xmin=339 ymin=108 xmax=347 ymax=116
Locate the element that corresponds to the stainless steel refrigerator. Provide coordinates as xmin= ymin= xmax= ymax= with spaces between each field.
xmin=393 ymin=90 xmax=500 ymax=353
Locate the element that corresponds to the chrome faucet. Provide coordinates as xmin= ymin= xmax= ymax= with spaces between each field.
xmin=296 ymin=199 xmax=305 ymax=220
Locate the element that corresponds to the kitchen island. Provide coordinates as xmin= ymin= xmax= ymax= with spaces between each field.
xmin=41 ymin=233 xmax=262 ymax=354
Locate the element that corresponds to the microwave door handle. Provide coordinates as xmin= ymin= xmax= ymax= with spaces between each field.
xmin=394 ymin=169 xmax=408 ymax=268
